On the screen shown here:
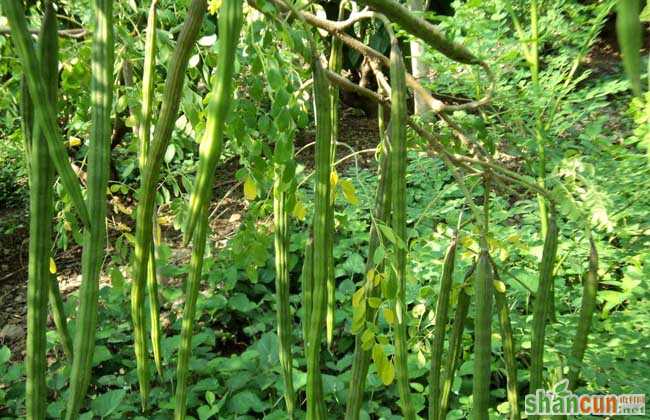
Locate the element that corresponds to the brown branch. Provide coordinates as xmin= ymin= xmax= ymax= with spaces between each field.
xmin=361 ymin=0 xmax=479 ymax=64
xmin=0 ymin=26 xmax=88 ymax=38
xmin=257 ymin=0 xmax=491 ymax=113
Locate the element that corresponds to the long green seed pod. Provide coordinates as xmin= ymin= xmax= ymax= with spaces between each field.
xmin=491 ymin=261 xmax=520 ymax=420
xmin=183 ymin=0 xmax=243 ymax=243
xmin=24 ymin=3 xmax=58 ymax=417
xmin=529 ymin=209 xmax=559 ymax=398
xmin=146 ymin=246 xmax=162 ymax=377
xmin=616 ymin=0 xmax=642 ymax=97
xmin=20 ymin=77 xmax=33 ymax=168
xmin=174 ymin=205 xmax=209 ymax=420
xmin=140 ymin=0 xmax=158 ymax=169
xmin=48 ymin=273 xmax=73 ymax=360
xmin=344 ymin=120 xmax=391 ymax=420
xmin=325 ymin=0 xmax=347 ymax=350
xmin=439 ymin=294 xmax=470 ymax=420
xmin=2 ymin=0 xmax=90 ymax=228
xmin=175 ymin=2 xmax=243 ymax=417
xmin=306 ymin=53 xmax=332 ymax=420
xmin=139 ymin=0 xmax=163 ymax=379
xmin=567 ymin=235 xmax=599 ymax=390
xmin=273 ymin=162 xmax=296 ymax=418
xmin=302 ymin=237 xmax=314 ymax=344
xmin=389 ymin=38 xmax=415 ymax=420
xmin=131 ymin=0 xmax=206 ymax=408
xmin=66 ymin=1 xmax=114 ymax=418
xmin=473 ymin=250 xmax=493 ymax=420
xmin=438 ymin=266 xmax=474 ymax=420
xmin=428 ymin=238 xmax=457 ymax=420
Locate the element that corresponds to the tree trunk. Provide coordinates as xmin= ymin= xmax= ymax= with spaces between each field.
xmin=409 ymin=0 xmax=429 ymax=115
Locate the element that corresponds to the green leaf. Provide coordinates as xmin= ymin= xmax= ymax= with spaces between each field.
xmin=92 ymin=345 xmax=112 ymax=366
xmin=228 ymin=390 xmax=267 ymax=414
xmin=164 ymin=143 xmax=176 ymax=163
xmin=91 ymin=389 xmax=125 ymax=418
xmin=0 ymin=346 xmax=10 ymax=365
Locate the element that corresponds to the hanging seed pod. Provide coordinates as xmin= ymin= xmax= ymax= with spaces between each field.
xmin=183 ymin=0 xmax=243 ymax=242
xmin=273 ymin=147 xmax=296 ymax=418
xmin=175 ymin=2 xmax=243 ymax=418
xmin=529 ymin=209 xmax=559 ymax=397
xmin=389 ymin=36 xmax=415 ymax=420
xmin=492 ymin=260 xmax=520 ymax=420
xmin=472 ymin=250 xmax=493 ymax=420
xmin=325 ymin=0 xmax=348 ymax=350
xmin=131 ymin=0 xmax=207 ymax=409
xmin=66 ymin=1 xmax=114 ymax=418
xmin=616 ymin=0 xmax=642 ymax=97
xmin=344 ymin=115 xmax=391 ymax=420
xmin=428 ymin=238 xmax=457 ymax=420
xmin=438 ymin=284 xmax=471 ymax=420
xmin=48 ymin=273 xmax=73 ymax=361
xmin=567 ymin=235 xmax=599 ymax=389
xmin=305 ymin=52 xmax=332 ymax=420
xmin=302 ymin=237 xmax=314 ymax=344
xmin=173 ymin=205 xmax=209 ymax=420
xmin=138 ymin=0 xmax=164 ymax=379
xmin=23 ymin=3 xmax=58 ymax=417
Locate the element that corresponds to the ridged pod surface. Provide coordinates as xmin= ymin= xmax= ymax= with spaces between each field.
xmin=175 ymin=1 xmax=243 ymax=417
xmin=568 ymin=236 xmax=599 ymax=389
xmin=616 ymin=0 xmax=642 ymax=97
xmin=140 ymin=0 xmax=163 ymax=378
xmin=438 ymin=281 xmax=472 ymax=420
xmin=23 ymin=3 xmax=58 ymax=417
xmin=344 ymin=116 xmax=391 ymax=420
xmin=492 ymin=261 xmax=520 ymax=420
xmin=183 ymin=0 xmax=243 ymax=241
xmin=273 ymin=157 xmax=296 ymax=417
xmin=428 ymin=239 xmax=457 ymax=420
xmin=131 ymin=0 xmax=206 ymax=408
xmin=472 ymin=250 xmax=493 ymax=420
xmin=66 ymin=0 xmax=114 ymax=418
xmin=529 ymin=210 xmax=558 ymax=402
xmin=174 ymin=205 xmax=209 ymax=420
xmin=306 ymin=54 xmax=332 ymax=420
xmin=325 ymin=0 xmax=347 ymax=349
xmin=389 ymin=38 xmax=415 ymax=420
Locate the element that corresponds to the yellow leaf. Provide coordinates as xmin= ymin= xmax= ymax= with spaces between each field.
xmin=351 ymin=304 xmax=366 ymax=334
xmin=373 ymin=272 xmax=383 ymax=287
xmin=367 ymin=297 xmax=382 ymax=308
xmin=380 ymin=358 xmax=395 ymax=385
xmin=292 ymin=201 xmax=306 ymax=221
xmin=493 ymin=280 xmax=506 ymax=294
xmin=352 ymin=287 xmax=365 ymax=308
xmin=208 ymin=0 xmax=222 ymax=15
xmin=63 ymin=220 xmax=72 ymax=231
xmin=243 ymin=176 xmax=258 ymax=201
xmin=330 ymin=170 xmax=339 ymax=187
xmin=367 ymin=268 xmax=375 ymax=284
xmin=339 ymin=179 xmax=359 ymax=205
xmin=49 ymin=258 xmax=57 ymax=274
xmin=68 ymin=136 xmax=81 ymax=147
xmin=383 ymin=307 xmax=396 ymax=325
